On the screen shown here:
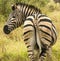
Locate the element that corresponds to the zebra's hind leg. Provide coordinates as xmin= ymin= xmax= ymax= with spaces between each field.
xmin=39 ymin=47 xmax=52 ymax=61
xmin=46 ymin=48 xmax=53 ymax=61
xmin=39 ymin=48 xmax=47 ymax=61
xmin=38 ymin=45 xmax=49 ymax=61
xmin=24 ymin=32 xmax=36 ymax=61
xmin=26 ymin=37 xmax=36 ymax=61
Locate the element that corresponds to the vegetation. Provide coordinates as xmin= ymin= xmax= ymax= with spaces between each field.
xmin=0 ymin=0 xmax=60 ymax=61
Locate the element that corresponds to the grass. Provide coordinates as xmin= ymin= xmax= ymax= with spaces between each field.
xmin=0 ymin=1 xmax=60 ymax=61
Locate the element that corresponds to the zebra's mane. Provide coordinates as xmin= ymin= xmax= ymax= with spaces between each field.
xmin=16 ymin=2 xmax=42 ymax=13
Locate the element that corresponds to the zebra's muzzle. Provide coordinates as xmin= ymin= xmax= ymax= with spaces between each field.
xmin=3 ymin=25 xmax=11 ymax=34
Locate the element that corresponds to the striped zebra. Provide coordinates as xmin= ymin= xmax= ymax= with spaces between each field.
xmin=3 ymin=3 xmax=57 ymax=61
xmin=23 ymin=14 xmax=57 ymax=61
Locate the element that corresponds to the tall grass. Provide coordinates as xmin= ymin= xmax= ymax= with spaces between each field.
xmin=0 ymin=0 xmax=60 ymax=61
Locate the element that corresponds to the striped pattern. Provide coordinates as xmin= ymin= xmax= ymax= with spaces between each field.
xmin=23 ymin=13 xmax=57 ymax=61
xmin=3 ymin=3 xmax=41 ymax=34
xmin=15 ymin=3 xmax=41 ymax=16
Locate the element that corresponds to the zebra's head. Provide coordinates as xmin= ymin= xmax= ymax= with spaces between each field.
xmin=3 ymin=2 xmax=41 ymax=34
xmin=3 ymin=5 xmax=25 ymax=34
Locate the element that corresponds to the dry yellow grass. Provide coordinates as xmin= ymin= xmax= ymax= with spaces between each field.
xmin=0 ymin=1 xmax=60 ymax=61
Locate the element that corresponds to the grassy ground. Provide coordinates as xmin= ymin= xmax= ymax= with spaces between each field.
xmin=0 ymin=1 xmax=60 ymax=61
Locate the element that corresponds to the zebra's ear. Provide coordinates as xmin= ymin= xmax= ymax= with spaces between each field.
xmin=11 ymin=5 xmax=17 ymax=10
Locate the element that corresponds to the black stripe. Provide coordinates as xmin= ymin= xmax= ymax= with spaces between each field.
xmin=42 ymin=53 xmax=46 ymax=57
xmin=26 ymin=7 xmax=29 ymax=16
xmin=34 ymin=26 xmax=37 ymax=44
xmin=27 ymin=14 xmax=35 ymax=18
xmin=52 ymin=24 xmax=57 ymax=39
xmin=39 ymin=25 xmax=51 ymax=31
xmin=23 ymin=30 xmax=32 ymax=35
xmin=27 ymin=50 xmax=33 ymax=52
xmin=32 ymin=14 xmax=35 ymax=18
xmin=9 ymin=21 xmax=16 ymax=25
xmin=40 ymin=29 xmax=51 ymax=36
xmin=28 ymin=54 xmax=34 ymax=56
xmin=38 ymin=19 xmax=52 ymax=24
xmin=27 ymin=45 xmax=31 ymax=48
xmin=25 ymin=6 xmax=28 ymax=15
xmin=16 ymin=22 xmax=19 ymax=27
xmin=52 ymin=28 xmax=57 ymax=39
xmin=9 ymin=24 xmax=16 ymax=28
xmin=11 ymin=21 xmax=17 ymax=24
xmin=42 ymin=37 xmax=52 ymax=43
xmin=52 ymin=23 xmax=56 ymax=29
xmin=40 ymin=24 xmax=57 ymax=39
xmin=40 ymin=25 xmax=57 ymax=40
xmin=8 ymin=27 xmax=14 ymax=31
xmin=40 ymin=29 xmax=54 ymax=43
xmin=24 ymin=38 xmax=29 ymax=41
xmin=24 ymin=24 xmax=34 ymax=28
xmin=26 ymin=18 xmax=33 ymax=23
xmin=38 ymin=14 xmax=46 ymax=18
xmin=11 ymin=21 xmax=18 ymax=28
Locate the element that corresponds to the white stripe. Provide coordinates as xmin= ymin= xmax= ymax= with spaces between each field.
xmin=38 ymin=14 xmax=42 ymax=18
xmin=25 ymin=7 xmax=28 ymax=15
xmin=26 ymin=16 xmax=34 ymax=20
xmin=38 ymin=17 xmax=51 ymax=22
xmin=23 ymin=6 xmax=26 ymax=13
xmin=11 ymin=18 xmax=15 ymax=20
xmin=24 ymin=21 xmax=33 ymax=26
xmin=38 ymin=14 xmax=45 ymax=18
xmin=27 ymin=8 xmax=31 ymax=15
xmin=17 ymin=5 xmax=20 ymax=9
xmin=53 ymin=26 xmax=57 ymax=36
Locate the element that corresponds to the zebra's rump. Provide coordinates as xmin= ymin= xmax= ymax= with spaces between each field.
xmin=24 ymin=14 xmax=57 ymax=48
xmin=37 ymin=14 xmax=57 ymax=47
xmin=23 ymin=13 xmax=57 ymax=61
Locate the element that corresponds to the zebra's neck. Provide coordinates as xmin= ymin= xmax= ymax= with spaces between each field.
xmin=22 ymin=5 xmax=41 ymax=17
xmin=16 ymin=3 xmax=41 ymax=18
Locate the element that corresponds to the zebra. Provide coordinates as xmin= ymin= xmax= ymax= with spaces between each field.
xmin=23 ymin=14 xmax=57 ymax=61
xmin=3 ymin=3 xmax=57 ymax=61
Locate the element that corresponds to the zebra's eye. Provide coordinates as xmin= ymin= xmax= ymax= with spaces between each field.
xmin=13 ymin=16 xmax=15 ymax=18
